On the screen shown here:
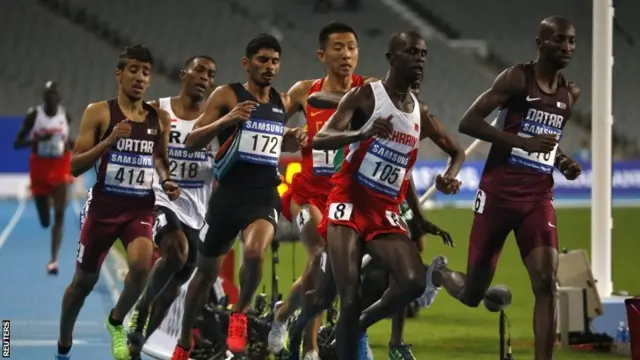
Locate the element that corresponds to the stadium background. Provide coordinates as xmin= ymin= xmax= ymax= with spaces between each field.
xmin=0 ymin=0 xmax=639 ymax=359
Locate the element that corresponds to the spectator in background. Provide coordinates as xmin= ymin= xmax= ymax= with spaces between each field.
xmin=573 ymin=138 xmax=591 ymax=163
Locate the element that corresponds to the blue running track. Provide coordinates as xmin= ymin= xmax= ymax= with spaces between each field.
xmin=0 ymin=199 xmax=154 ymax=360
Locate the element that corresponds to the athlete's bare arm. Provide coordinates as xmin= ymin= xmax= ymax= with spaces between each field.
xmin=283 ymin=80 xmax=314 ymax=120
xmin=70 ymin=102 xmax=113 ymax=176
xmin=13 ymin=108 xmax=39 ymax=149
xmin=419 ymin=103 xmax=465 ymax=177
xmin=155 ymin=109 xmax=172 ymax=181
xmin=555 ymin=83 xmax=582 ymax=180
xmin=313 ymin=86 xmax=375 ymax=150
xmin=185 ymin=85 xmax=256 ymax=151
xmin=458 ymin=67 xmax=531 ymax=148
xmin=555 ymin=82 xmax=581 ymax=162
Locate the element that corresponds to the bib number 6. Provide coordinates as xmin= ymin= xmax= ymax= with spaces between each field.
xmin=328 ymin=203 xmax=353 ymax=221
xmin=473 ymin=190 xmax=486 ymax=214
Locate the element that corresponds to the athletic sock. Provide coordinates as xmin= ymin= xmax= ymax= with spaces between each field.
xmin=108 ymin=309 xmax=123 ymax=326
xmin=57 ymin=342 xmax=72 ymax=355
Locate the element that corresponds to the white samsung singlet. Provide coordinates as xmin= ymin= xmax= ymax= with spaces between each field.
xmin=153 ymin=97 xmax=218 ymax=229
xmin=29 ymin=105 xmax=69 ymax=158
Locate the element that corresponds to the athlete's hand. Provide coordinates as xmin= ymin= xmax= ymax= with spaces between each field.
xmin=520 ymin=134 xmax=557 ymax=153
xmin=420 ymin=220 xmax=454 ymax=247
xmin=360 ymin=115 xmax=393 ymax=139
xmin=558 ymin=157 xmax=581 ymax=180
xmin=107 ymin=121 xmax=132 ymax=143
xmin=226 ymin=101 xmax=258 ymax=123
xmin=162 ymin=180 xmax=181 ymax=200
xmin=290 ymin=127 xmax=308 ymax=147
xmin=435 ymin=174 xmax=461 ymax=195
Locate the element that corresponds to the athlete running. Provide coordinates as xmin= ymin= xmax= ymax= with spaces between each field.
xmin=313 ymin=31 xmax=455 ymax=360
xmin=285 ymin=68 xmax=463 ymax=360
xmin=127 ymin=56 xmax=217 ymax=349
xmin=268 ymin=22 xmax=367 ymax=359
xmin=55 ymin=44 xmax=180 ymax=360
xmin=169 ymin=34 xmax=306 ymax=360
xmin=431 ymin=16 xmax=582 ymax=360
xmin=13 ymin=81 xmax=74 ymax=275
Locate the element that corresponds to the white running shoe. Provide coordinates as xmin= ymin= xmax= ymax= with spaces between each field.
xmin=416 ymin=256 xmax=448 ymax=308
xmin=302 ymin=350 xmax=320 ymax=360
xmin=267 ymin=301 xmax=287 ymax=353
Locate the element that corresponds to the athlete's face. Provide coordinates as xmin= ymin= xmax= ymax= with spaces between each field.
xmin=317 ymin=32 xmax=359 ymax=77
xmin=388 ymin=36 xmax=427 ymax=83
xmin=116 ymin=59 xmax=151 ymax=100
xmin=537 ymin=23 xmax=576 ymax=69
xmin=182 ymin=58 xmax=217 ymax=101
xmin=242 ymin=48 xmax=280 ymax=87
xmin=43 ymin=89 xmax=61 ymax=110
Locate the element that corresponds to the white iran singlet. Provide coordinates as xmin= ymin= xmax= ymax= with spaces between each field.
xmin=29 ymin=105 xmax=69 ymax=158
xmin=153 ymin=97 xmax=218 ymax=229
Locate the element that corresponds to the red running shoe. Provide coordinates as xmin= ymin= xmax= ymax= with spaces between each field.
xmin=226 ymin=312 xmax=248 ymax=352
xmin=170 ymin=345 xmax=190 ymax=360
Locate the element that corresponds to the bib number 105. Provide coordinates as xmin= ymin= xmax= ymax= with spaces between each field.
xmin=372 ymin=161 xmax=400 ymax=185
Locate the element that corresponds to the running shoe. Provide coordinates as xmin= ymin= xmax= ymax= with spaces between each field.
xmin=388 ymin=343 xmax=416 ymax=360
xmin=358 ymin=333 xmax=373 ymax=360
xmin=54 ymin=353 xmax=70 ymax=360
xmin=302 ymin=349 xmax=320 ymax=360
xmin=416 ymin=255 xmax=448 ymax=308
xmin=104 ymin=316 xmax=129 ymax=360
xmin=47 ymin=261 xmax=59 ymax=275
xmin=268 ymin=301 xmax=288 ymax=353
xmin=170 ymin=345 xmax=190 ymax=360
xmin=127 ymin=309 xmax=149 ymax=336
xmin=227 ymin=312 xmax=248 ymax=353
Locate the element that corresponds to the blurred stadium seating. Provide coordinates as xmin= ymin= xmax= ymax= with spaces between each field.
xmin=0 ymin=0 xmax=636 ymax=158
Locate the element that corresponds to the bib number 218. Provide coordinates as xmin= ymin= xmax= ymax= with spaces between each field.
xmin=328 ymin=203 xmax=353 ymax=221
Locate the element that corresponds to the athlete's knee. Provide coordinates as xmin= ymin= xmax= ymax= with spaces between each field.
xmin=195 ymin=255 xmax=221 ymax=282
xmin=68 ymin=270 xmax=99 ymax=297
xmin=53 ymin=210 xmax=65 ymax=224
xmin=402 ymin=270 xmax=426 ymax=301
xmin=531 ymin=271 xmax=557 ymax=297
xmin=242 ymin=240 xmax=267 ymax=263
xmin=162 ymin=232 xmax=188 ymax=269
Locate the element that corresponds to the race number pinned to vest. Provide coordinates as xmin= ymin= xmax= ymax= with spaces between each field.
xmin=312 ymin=149 xmax=336 ymax=176
xmin=168 ymin=146 xmax=212 ymax=189
xmin=237 ymin=119 xmax=283 ymax=166
xmin=104 ymin=151 xmax=155 ymax=196
xmin=357 ymin=141 xmax=408 ymax=198
xmin=508 ymin=120 xmax=561 ymax=174
xmin=37 ymin=134 xmax=65 ymax=158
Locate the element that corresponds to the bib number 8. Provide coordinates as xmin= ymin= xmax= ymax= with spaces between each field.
xmin=328 ymin=203 xmax=353 ymax=221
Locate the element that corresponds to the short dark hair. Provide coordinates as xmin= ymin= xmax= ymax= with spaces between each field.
xmin=245 ymin=34 xmax=282 ymax=58
xmin=184 ymin=55 xmax=216 ymax=68
xmin=318 ymin=22 xmax=358 ymax=49
xmin=116 ymin=44 xmax=154 ymax=70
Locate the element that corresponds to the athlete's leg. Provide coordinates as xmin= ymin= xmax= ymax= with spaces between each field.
xmin=133 ymin=209 xmax=190 ymax=334
xmin=432 ymin=194 xmax=514 ymax=307
xmin=34 ymin=194 xmax=51 ymax=227
xmin=270 ymin=202 xmax=325 ymax=353
xmin=57 ymin=217 xmax=115 ymax=357
xmin=326 ymin=224 xmax=364 ymax=360
xmin=515 ymin=200 xmax=558 ymax=360
xmin=389 ymin=310 xmax=406 ymax=345
xmin=359 ymin=234 xmax=425 ymax=331
xmin=145 ymin=277 xmax=182 ymax=339
xmin=48 ymin=183 xmax=68 ymax=271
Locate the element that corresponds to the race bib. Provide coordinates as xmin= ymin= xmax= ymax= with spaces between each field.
xmin=237 ymin=119 xmax=283 ymax=166
xmin=312 ymin=149 xmax=336 ymax=175
xmin=357 ymin=141 xmax=408 ymax=198
xmin=104 ymin=151 xmax=154 ymax=196
xmin=168 ymin=146 xmax=212 ymax=189
xmin=508 ymin=120 xmax=561 ymax=174
xmin=37 ymin=134 xmax=65 ymax=157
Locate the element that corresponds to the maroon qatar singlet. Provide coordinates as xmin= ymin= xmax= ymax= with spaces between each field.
xmin=89 ymin=99 xmax=162 ymax=222
xmin=479 ymin=62 xmax=572 ymax=202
